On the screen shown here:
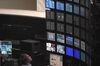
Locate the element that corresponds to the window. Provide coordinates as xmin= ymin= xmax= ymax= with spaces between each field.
xmin=80 ymin=7 xmax=85 ymax=16
xmin=46 ymin=0 xmax=55 ymax=9
xmin=86 ymin=0 xmax=89 ymax=7
xmin=57 ymin=44 xmax=65 ymax=54
xmin=81 ymin=52 xmax=85 ymax=62
xmin=56 ymin=12 xmax=64 ymax=22
xmin=81 ymin=30 xmax=85 ymax=39
xmin=66 ymin=36 xmax=73 ymax=45
xmin=66 ymin=14 xmax=72 ymax=24
xmin=46 ymin=43 xmax=56 ymax=52
xmin=57 ymin=34 xmax=65 ymax=43
xmin=74 ymin=5 xmax=79 ymax=14
xmin=74 ymin=15 xmax=79 ymax=26
xmin=50 ymin=54 xmax=63 ymax=66
xmin=81 ymin=41 xmax=85 ymax=51
xmin=81 ymin=18 xmax=85 ymax=28
xmin=74 ymin=27 xmax=79 ymax=37
xmin=46 ymin=21 xmax=55 ymax=30
xmin=56 ymin=1 xmax=64 ymax=11
xmin=66 ymin=25 xmax=73 ymax=34
xmin=80 ymin=0 xmax=85 ymax=5
xmin=57 ymin=23 xmax=64 ymax=32
xmin=66 ymin=3 xmax=72 ymax=12
xmin=67 ymin=0 xmax=72 ymax=1
xmin=66 ymin=47 xmax=73 ymax=56
xmin=74 ymin=38 xmax=80 ymax=48
xmin=74 ymin=49 xmax=80 ymax=59
xmin=74 ymin=0 xmax=79 ymax=3
xmin=46 ymin=11 xmax=55 ymax=19
xmin=47 ymin=32 xmax=55 ymax=41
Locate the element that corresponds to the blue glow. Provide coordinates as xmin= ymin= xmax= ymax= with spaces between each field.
xmin=46 ymin=0 xmax=55 ymax=9
xmin=66 ymin=47 xmax=73 ymax=56
xmin=56 ymin=2 xmax=64 ymax=11
xmin=74 ymin=49 xmax=80 ymax=59
xmin=66 ymin=3 xmax=72 ymax=12
xmin=66 ymin=36 xmax=73 ymax=45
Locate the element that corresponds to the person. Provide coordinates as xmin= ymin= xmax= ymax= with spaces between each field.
xmin=20 ymin=53 xmax=32 ymax=66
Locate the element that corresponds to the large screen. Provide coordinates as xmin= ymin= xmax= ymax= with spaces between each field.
xmin=66 ymin=47 xmax=73 ymax=56
xmin=50 ymin=54 xmax=63 ymax=66
xmin=74 ymin=49 xmax=80 ymax=59
xmin=57 ymin=44 xmax=65 ymax=54
xmin=0 ymin=41 xmax=12 ymax=55
xmin=46 ymin=43 xmax=56 ymax=52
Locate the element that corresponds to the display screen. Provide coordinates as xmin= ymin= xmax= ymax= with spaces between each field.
xmin=47 ymin=32 xmax=55 ymax=41
xmin=57 ymin=44 xmax=65 ymax=54
xmin=81 ymin=41 xmax=85 ymax=51
xmin=56 ymin=1 xmax=64 ymax=10
xmin=46 ymin=43 xmax=56 ymax=52
xmin=66 ymin=47 xmax=73 ymax=56
xmin=66 ymin=36 xmax=73 ymax=45
xmin=74 ymin=38 xmax=80 ymax=48
xmin=81 ymin=52 xmax=85 ymax=62
xmin=74 ymin=49 xmax=80 ymax=59
xmin=57 ymin=34 xmax=65 ymax=43
xmin=46 ymin=0 xmax=55 ymax=9
xmin=50 ymin=54 xmax=63 ymax=66
xmin=0 ymin=41 xmax=12 ymax=55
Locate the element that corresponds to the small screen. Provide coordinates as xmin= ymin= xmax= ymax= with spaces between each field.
xmin=66 ymin=36 xmax=73 ymax=45
xmin=46 ymin=43 xmax=56 ymax=52
xmin=57 ymin=44 xmax=65 ymax=54
xmin=46 ymin=0 xmax=55 ymax=9
xmin=47 ymin=32 xmax=55 ymax=41
xmin=50 ymin=54 xmax=63 ymax=66
xmin=0 ymin=41 xmax=12 ymax=55
xmin=66 ymin=47 xmax=73 ymax=56
xmin=81 ymin=52 xmax=85 ymax=62
xmin=56 ymin=2 xmax=64 ymax=11
xmin=57 ymin=34 xmax=65 ymax=43
xmin=74 ymin=49 xmax=80 ymax=59
xmin=74 ymin=38 xmax=80 ymax=48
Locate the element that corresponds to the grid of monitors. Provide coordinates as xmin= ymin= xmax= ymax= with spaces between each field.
xmin=46 ymin=0 xmax=91 ymax=65
xmin=0 ymin=41 xmax=12 ymax=56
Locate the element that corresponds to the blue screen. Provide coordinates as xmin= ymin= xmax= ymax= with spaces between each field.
xmin=66 ymin=36 xmax=73 ymax=45
xmin=46 ymin=0 xmax=55 ymax=9
xmin=74 ymin=49 xmax=80 ymax=59
xmin=66 ymin=47 xmax=73 ymax=56
xmin=56 ymin=2 xmax=64 ymax=10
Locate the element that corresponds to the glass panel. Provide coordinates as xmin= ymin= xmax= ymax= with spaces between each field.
xmin=81 ymin=30 xmax=85 ymax=39
xmin=66 ymin=14 xmax=72 ymax=24
xmin=74 ymin=5 xmax=79 ymax=14
xmin=74 ymin=27 xmax=79 ymax=37
xmin=81 ymin=18 xmax=85 ymax=28
xmin=66 ymin=3 xmax=72 ymax=12
xmin=47 ymin=32 xmax=55 ymax=41
xmin=56 ymin=12 xmax=64 ymax=22
xmin=74 ymin=49 xmax=80 ymax=59
xmin=46 ymin=0 xmax=55 ymax=8
xmin=66 ymin=25 xmax=73 ymax=34
xmin=74 ymin=0 xmax=80 ymax=3
xmin=80 ymin=7 xmax=85 ymax=16
xmin=57 ymin=23 xmax=64 ymax=32
xmin=56 ymin=1 xmax=64 ymax=11
xmin=46 ymin=11 xmax=55 ymax=19
xmin=46 ymin=21 xmax=55 ymax=30
xmin=81 ymin=52 xmax=85 ymax=62
xmin=57 ymin=34 xmax=65 ymax=43
xmin=81 ymin=41 xmax=85 ymax=51
xmin=80 ymin=0 xmax=85 ymax=5
xmin=74 ymin=15 xmax=79 ymax=26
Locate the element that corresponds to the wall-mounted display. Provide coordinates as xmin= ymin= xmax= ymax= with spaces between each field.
xmin=66 ymin=47 xmax=73 ymax=56
xmin=57 ymin=44 xmax=65 ymax=54
xmin=46 ymin=43 xmax=56 ymax=52
xmin=57 ymin=34 xmax=65 ymax=43
xmin=47 ymin=32 xmax=55 ymax=41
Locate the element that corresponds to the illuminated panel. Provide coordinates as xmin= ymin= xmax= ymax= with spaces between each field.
xmin=46 ymin=43 xmax=56 ymax=52
xmin=50 ymin=54 xmax=63 ymax=66
xmin=57 ymin=44 xmax=65 ymax=54
xmin=81 ymin=41 xmax=85 ymax=51
xmin=74 ymin=38 xmax=80 ymax=48
xmin=81 ymin=52 xmax=85 ymax=62
xmin=56 ymin=1 xmax=64 ymax=11
xmin=66 ymin=36 xmax=73 ymax=45
xmin=46 ymin=0 xmax=55 ymax=9
xmin=66 ymin=47 xmax=73 ymax=56
xmin=66 ymin=3 xmax=72 ymax=12
xmin=74 ymin=49 xmax=80 ymax=59
xmin=47 ymin=32 xmax=55 ymax=41
xmin=57 ymin=34 xmax=65 ymax=43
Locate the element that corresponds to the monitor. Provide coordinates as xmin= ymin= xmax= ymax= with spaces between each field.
xmin=47 ymin=32 xmax=55 ymax=41
xmin=57 ymin=44 xmax=65 ymax=54
xmin=81 ymin=52 xmax=85 ymax=62
xmin=56 ymin=1 xmax=64 ymax=10
xmin=50 ymin=54 xmax=63 ymax=66
xmin=66 ymin=36 xmax=73 ymax=45
xmin=46 ymin=43 xmax=56 ymax=52
xmin=57 ymin=34 xmax=65 ymax=43
xmin=66 ymin=47 xmax=73 ymax=56
xmin=46 ymin=0 xmax=55 ymax=9
xmin=74 ymin=49 xmax=80 ymax=59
